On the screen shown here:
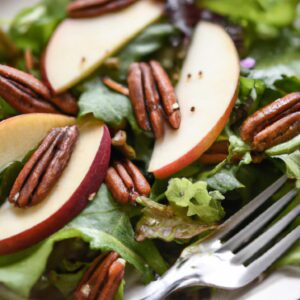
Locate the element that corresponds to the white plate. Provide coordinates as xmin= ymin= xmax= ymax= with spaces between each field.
xmin=0 ymin=1 xmax=300 ymax=299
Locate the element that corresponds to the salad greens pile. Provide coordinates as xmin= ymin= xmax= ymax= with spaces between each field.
xmin=0 ymin=0 xmax=300 ymax=299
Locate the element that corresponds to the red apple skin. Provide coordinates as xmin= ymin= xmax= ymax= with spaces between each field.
xmin=0 ymin=126 xmax=111 ymax=255
xmin=153 ymin=87 xmax=239 ymax=179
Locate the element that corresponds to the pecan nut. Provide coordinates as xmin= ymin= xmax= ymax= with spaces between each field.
xmin=0 ymin=64 xmax=78 ymax=115
xmin=128 ymin=60 xmax=181 ymax=139
xmin=199 ymin=140 xmax=265 ymax=164
xmin=240 ymin=92 xmax=300 ymax=151
xmin=67 ymin=0 xmax=137 ymax=18
xmin=105 ymin=159 xmax=151 ymax=204
xmin=102 ymin=77 xmax=129 ymax=96
xmin=9 ymin=125 xmax=79 ymax=208
xmin=73 ymin=251 xmax=125 ymax=300
xmin=199 ymin=140 xmax=229 ymax=165
xmin=111 ymin=130 xmax=136 ymax=159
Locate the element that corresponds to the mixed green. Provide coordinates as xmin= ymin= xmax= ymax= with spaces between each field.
xmin=0 ymin=0 xmax=300 ymax=299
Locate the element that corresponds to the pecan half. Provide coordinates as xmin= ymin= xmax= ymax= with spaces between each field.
xmin=102 ymin=77 xmax=129 ymax=96
xmin=24 ymin=49 xmax=35 ymax=73
xmin=0 ymin=64 xmax=78 ymax=115
xmin=73 ymin=251 xmax=125 ymax=300
xmin=199 ymin=140 xmax=265 ymax=164
xmin=111 ymin=130 xmax=136 ymax=159
xmin=128 ymin=60 xmax=181 ymax=138
xmin=240 ymin=92 xmax=300 ymax=151
xmin=105 ymin=159 xmax=150 ymax=204
xmin=199 ymin=140 xmax=229 ymax=165
xmin=67 ymin=0 xmax=137 ymax=18
xmin=9 ymin=125 xmax=79 ymax=208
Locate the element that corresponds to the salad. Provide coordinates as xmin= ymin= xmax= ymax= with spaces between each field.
xmin=0 ymin=0 xmax=299 ymax=299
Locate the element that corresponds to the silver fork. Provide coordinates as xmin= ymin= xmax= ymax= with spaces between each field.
xmin=130 ymin=175 xmax=300 ymax=300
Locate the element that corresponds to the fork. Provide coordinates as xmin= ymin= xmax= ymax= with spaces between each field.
xmin=130 ymin=175 xmax=300 ymax=300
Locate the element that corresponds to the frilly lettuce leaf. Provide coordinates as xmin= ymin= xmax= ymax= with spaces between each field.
xmin=0 ymin=185 xmax=167 ymax=298
xmin=165 ymin=178 xmax=225 ymax=224
xmin=135 ymin=197 xmax=217 ymax=242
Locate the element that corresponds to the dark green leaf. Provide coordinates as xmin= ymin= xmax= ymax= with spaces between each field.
xmin=78 ymin=79 xmax=139 ymax=132
xmin=206 ymin=167 xmax=244 ymax=194
xmin=0 ymin=161 xmax=23 ymax=205
xmin=0 ymin=98 xmax=17 ymax=121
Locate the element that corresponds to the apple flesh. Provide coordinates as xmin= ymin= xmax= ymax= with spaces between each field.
xmin=43 ymin=0 xmax=163 ymax=93
xmin=0 ymin=115 xmax=111 ymax=255
xmin=148 ymin=21 xmax=240 ymax=178
xmin=0 ymin=113 xmax=75 ymax=169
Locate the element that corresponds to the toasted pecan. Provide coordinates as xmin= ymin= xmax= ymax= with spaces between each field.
xmin=9 ymin=126 xmax=79 ymax=207
xmin=240 ymin=92 xmax=300 ymax=151
xmin=128 ymin=63 xmax=151 ymax=131
xmin=128 ymin=61 xmax=181 ymax=138
xmin=0 ymin=64 xmax=78 ymax=115
xmin=105 ymin=159 xmax=150 ymax=204
xmin=73 ymin=251 xmax=125 ymax=300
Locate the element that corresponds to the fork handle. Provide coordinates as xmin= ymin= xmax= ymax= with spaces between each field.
xmin=130 ymin=256 xmax=206 ymax=300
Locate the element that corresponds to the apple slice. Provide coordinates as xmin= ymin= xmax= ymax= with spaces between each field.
xmin=0 ymin=113 xmax=75 ymax=169
xmin=43 ymin=0 xmax=163 ymax=93
xmin=148 ymin=21 xmax=240 ymax=178
xmin=0 ymin=115 xmax=111 ymax=255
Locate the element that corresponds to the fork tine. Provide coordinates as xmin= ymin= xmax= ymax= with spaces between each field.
xmin=242 ymin=225 xmax=300 ymax=285
xmin=220 ymin=189 xmax=297 ymax=252
xmin=232 ymin=203 xmax=300 ymax=264
xmin=211 ymin=175 xmax=287 ymax=242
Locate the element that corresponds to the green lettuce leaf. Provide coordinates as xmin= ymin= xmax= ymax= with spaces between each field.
xmin=248 ymin=29 xmax=300 ymax=85
xmin=271 ymin=150 xmax=300 ymax=188
xmin=201 ymin=0 xmax=298 ymax=38
xmin=0 ymin=185 xmax=167 ymax=298
xmin=135 ymin=197 xmax=216 ymax=242
xmin=9 ymin=0 xmax=69 ymax=54
xmin=266 ymin=134 xmax=300 ymax=156
xmin=78 ymin=79 xmax=139 ymax=132
xmin=165 ymin=178 xmax=225 ymax=223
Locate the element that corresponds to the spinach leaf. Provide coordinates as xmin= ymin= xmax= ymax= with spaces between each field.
xmin=78 ymin=79 xmax=139 ymax=132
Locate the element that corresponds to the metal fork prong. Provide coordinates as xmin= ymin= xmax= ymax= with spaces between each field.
xmin=220 ymin=189 xmax=297 ymax=252
xmin=210 ymin=175 xmax=287 ymax=242
xmin=232 ymin=203 xmax=300 ymax=265
xmin=242 ymin=225 xmax=300 ymax=285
